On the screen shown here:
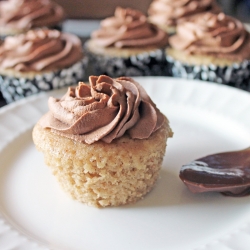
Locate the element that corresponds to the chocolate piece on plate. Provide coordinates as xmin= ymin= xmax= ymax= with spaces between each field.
xmin=179 ymin=148 xmax=250 ymax=197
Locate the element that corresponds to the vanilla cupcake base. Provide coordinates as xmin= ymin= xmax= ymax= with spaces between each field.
xmin=166 ymin=48 xmax=250 ymax=91
xmin=33 ymin=117 xmax=172 ymax=208
xmin=0 ymin=58 xmax=88 ymax=103
xmin=85 ymin=40 xmax=168 ymax=77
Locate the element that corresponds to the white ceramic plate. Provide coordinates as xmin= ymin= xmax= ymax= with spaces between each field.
xmin=1 ymin=77 xmax=250 ymax=250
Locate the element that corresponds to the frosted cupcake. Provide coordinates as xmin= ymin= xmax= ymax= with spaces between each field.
xmin=0 ymin=29 xmax=87 ymax=103
xmin=166 ymin=12 xmax=250 ymax=91
xmin=0 ymin=0 xmax=65 ymax=38
xmin=85 ymin=7 xmax=168 ymax=77
xmin=32 ymin=75 xmax=173 ymax=207
xmin=148 ymin=0 xmax=220 ymax=34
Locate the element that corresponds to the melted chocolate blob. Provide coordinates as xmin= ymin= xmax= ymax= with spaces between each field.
xmin=179 ymin=148 xmax=250 ymax=197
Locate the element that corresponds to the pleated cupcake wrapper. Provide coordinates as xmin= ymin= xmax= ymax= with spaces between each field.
xmin=0 ymin=57 xmax=88 ymax=104
xmin=86 ymin=48 xmax=168 ymax=78
xmin=166 ymin=55 xmax=250 ymax=91
xmin=0 ymin=91 xmax=6 ymax=106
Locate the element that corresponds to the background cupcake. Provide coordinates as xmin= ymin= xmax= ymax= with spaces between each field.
xmin=85 ymin=7 xmax=168 ymax=77
xmin=148 ymin=0 xmax=220 ymax=34
xmin=33 ymin=75 xmax=173 ymax=208
xmin=0 ymin=29 xmax=87 ymax=103
xmin=166 ymin=12 xmax=250 ymax=91
xmin=0 ymin=0 xmax=65 ymax=38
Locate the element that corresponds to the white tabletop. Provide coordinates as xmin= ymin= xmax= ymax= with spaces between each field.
xmin=63 ymin=19 xmax=100 ymax=37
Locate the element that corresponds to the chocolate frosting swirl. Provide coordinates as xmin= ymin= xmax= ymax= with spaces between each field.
xmin=169 ymin=12 xmax=250 ymax=61
xmin=148 ymin=0 xmax=220 ymax=27
xmin=0 ymin=0 xmax=64 ymax=32
xmin=39 ymin=75 xmax=166 ymax=144
xmin=0 ymin=29 xmax=83 ymax=72
xmin=91 ymin=7 xmax=168 ymax=48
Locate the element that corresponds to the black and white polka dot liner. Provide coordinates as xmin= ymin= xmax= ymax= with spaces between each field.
xmin=0 ymin=58 xmax=88 ymax=103
xmin=86 ymin=48 xmax=168 ymax=78
xmin=166 ymin=55 xmax=250 ymax=92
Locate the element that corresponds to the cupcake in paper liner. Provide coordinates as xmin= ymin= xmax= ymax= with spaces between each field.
xmin=166 ymin=12 xmax=250 ymax=91
xmin=85 ymin=7 xmax=169 ymax=78
xmin=33 ymin=75 xmax=173 ymax=207
xmin=0 ymin=29 xmax=88 ymax=103
xmin=0 ymin=0 xmax=65 ymax=39
xmin=148 ymin=0 xmax=220 ymax=34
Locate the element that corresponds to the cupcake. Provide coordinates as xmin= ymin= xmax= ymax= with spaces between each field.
xmin=32 ymin=75 xmax=173 ymax=207
xmin=0 ymin=0 xmax=65 ymax=38
xmin=148 ymin=0 xmax=220 ymax=34
xmin=0 ymin=29 xmax=88 ymax=103
xmin=166 ymin=12 xmax=250 ymax=91
xmin=85 ymin=7 xmax=168 ymax=77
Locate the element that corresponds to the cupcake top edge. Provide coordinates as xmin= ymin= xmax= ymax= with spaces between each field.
xmin=0 ymin=29 xmax=83 ymax=73
xmin=89 ymin=6 xmax=168 ymax=49
xmin=0 ymin=0 xmax=65 ymax=32
xmin=148 ymin=0 xmax=220 ymax=27
xmin=39 ymin=75 xmax=169 ymax=144
xmin=169 ymin=12 xmax=250 ymax=62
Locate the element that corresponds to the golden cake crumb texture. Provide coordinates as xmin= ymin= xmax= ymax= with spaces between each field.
xmin=32 ymin=117 xmax=172 ymax=207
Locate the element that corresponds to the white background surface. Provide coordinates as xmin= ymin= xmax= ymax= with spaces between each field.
xmin=0 ymin=77 xmax=250 ymax=250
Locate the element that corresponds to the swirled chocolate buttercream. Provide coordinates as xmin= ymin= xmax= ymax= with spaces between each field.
xmin=39 ymin=75 xmax=167 ymax=144
xmin=91 ymin=7 xmax=168 ymax=48
xmin=148 ymin=0 xmax=220 ymax=28
xmin=169 ymin=12 xmax=250 ymax=61
xmin=0 ymin=29 xmax=83 ymax=72
xmin=0 ymin=0 xmax=64 ymax=33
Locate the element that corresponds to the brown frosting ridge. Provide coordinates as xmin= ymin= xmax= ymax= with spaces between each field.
xmin=39 ymin=75 xmax=166 ymax=144
xmin=148 ymin=0 xmax=220 ymax=27
xmin=0 ymin=0 xmax=64 ymax=32
xmin=0 ymin=29 xmax=83 ymax=72
xmin=169 ymin=12 xmax=250 ymax=61
xmin=91 ymin=7 xmax=168 ymax=48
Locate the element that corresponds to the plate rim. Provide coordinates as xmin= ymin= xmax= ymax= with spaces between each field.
xmin=0 ymin=76 xmax=250 ymax=250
